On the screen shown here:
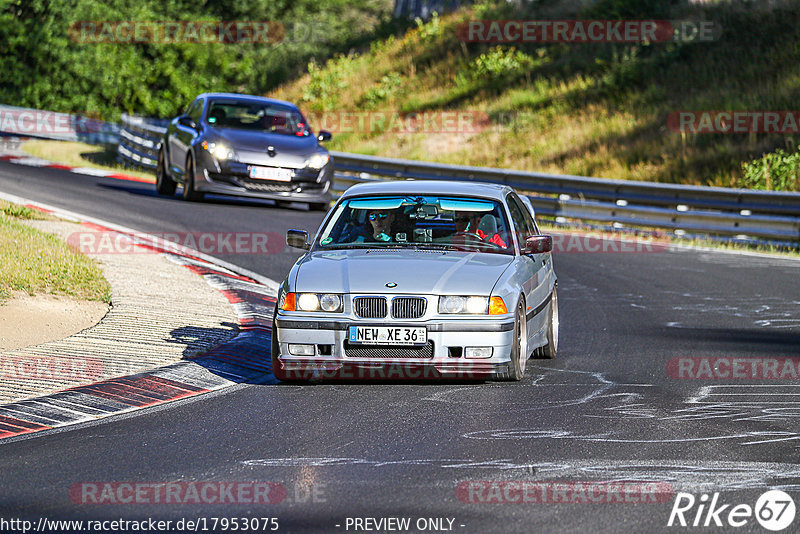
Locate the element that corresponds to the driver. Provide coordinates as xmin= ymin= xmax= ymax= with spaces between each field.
xmin=367 ymin=209 xmax=395 ymax=241
xmin=453 ymin=212 xmax=506 ymax=248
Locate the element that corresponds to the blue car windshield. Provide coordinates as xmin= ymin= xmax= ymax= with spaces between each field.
xmin=317 ymin=195 xmax=515 ymax=255
xmin=205 ymin=100 xmax=311 ymax=137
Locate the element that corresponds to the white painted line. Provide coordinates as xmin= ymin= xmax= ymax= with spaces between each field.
xmin=70 ymin=167 xmax=114 ymax=177
xmin=9 ymin=157 xmax=51 ymax=167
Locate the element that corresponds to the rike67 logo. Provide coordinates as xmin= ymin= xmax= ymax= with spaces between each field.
xmin=668 ymin=490 xmax=795 ymax=531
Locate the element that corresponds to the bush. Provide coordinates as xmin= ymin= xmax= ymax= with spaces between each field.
xmin=741 ymin=149 xmax=800 ymax=191
xmin=0 ymin=0 xmax=393 ymax=119
xmin=455 ymin=46 xmax=535 ymax=90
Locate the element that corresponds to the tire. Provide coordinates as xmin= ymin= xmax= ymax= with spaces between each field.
xmin=535 ymin=287 xmax=559 ymax=359
xmin=308 ymin=202 xmax=329 ymax=212
xmin=182 ymin=154 xmax=204 ymax=202
xmin=497 ymin=298 xmax=527 ymax=381
xmin=155 ymin=147 xmax=177 ymax=196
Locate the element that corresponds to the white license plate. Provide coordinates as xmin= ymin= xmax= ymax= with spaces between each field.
xmin=248 ymin=166 xmax=292 ymax=181
xmin=348 ymin=326 xmax=427 ymax=345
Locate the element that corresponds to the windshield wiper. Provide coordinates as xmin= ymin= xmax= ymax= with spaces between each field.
xmin=321 ymin=243 xmax=385 ymax=250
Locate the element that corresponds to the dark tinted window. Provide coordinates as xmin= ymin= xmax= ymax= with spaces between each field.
xmin=506 ymin=194 xmax=533 ymax=251
xmin=206 ymin=100 xmax=310 ymax=137
xmin=185 ymin=99 xmax=203 ymax=123
xmin=510 ymin=194 xmax=539 ymax=235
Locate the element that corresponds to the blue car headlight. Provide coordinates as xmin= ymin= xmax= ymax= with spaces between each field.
xmin=202 ymin=141 xmax=236 ymax=161
xmin=304 ymin=153 xmax=330 ymax=170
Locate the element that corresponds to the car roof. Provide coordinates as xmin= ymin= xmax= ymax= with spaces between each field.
xmin=340 ymin=179 xmax=514 ymax=201
xmin=196 ymin=93 xmax=298 ymax=109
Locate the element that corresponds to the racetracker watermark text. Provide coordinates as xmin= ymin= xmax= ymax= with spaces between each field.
xmin=69 ymin=21 xmax=285 ymax=43
xmin=457 ymin=481 xmax=675 ymax=503
xmin=304 ymin=111 xmax=490 ymax=135
xmin=551 ymin=232 xmax=668 ymax=253
xmin=69 ymin=482 xmax=287 ymax=504
xmin=0 ymin=109 xmax=105 ymax=136
xmin=67 ymin=231 xmax=284 ymax=255
xmin=668 ymin=111 xmax=800 ymax=134
xmin=667 ymin=357 xmax=800 ymax=379
xmin=0 ymin=355 xmax=103 ymax=381
xmin=457 ymin=20 xmax=718 ymax=43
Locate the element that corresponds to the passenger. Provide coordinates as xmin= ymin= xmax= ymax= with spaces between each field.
xmin=453 ymin=212 xmax=507 ymax=248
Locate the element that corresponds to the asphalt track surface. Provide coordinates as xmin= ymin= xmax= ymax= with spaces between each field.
xmin=1 ymin=159 xmax=800 ymax=533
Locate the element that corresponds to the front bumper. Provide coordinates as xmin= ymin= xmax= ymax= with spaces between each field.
xmin=273 ymin=314 xmax=516 ymax=380
xmin=197 ymin=157 xmax=332 ymax=203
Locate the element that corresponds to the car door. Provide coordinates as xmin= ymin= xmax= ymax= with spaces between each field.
xmin=506 ymin=193 xmax=552 ymax=346
xmin=168 ymin=98 xmax=203 ymax=177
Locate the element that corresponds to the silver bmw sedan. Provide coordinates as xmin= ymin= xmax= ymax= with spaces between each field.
xmin=272 ymin=180 xmax=558 ymax=381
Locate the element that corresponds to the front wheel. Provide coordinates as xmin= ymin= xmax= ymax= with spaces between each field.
xmin=497 ymin=298 xmax=527 ymax=381
xmin=182 ymin=154 xmax=204 ymax=202
xmin=156 ymin=147 xmax=177 ymax=196
xmin=535 ymin=287 xmax=558 ymax=359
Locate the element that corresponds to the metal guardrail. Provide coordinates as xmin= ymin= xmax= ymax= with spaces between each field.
xmin=330 ymin=152 xmax=800 ymax=243
xmin=115 ymin=114 xmax=800 ymax=244
xmin=0 ymin=104 xmax=120 ymax=145
xmin=117 ymin=114 xmax=168 ymax=169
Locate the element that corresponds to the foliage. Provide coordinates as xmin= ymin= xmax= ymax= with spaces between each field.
xmin=455 ymin=47 xmax=535 ymax=90
xmin=0 ymin=0 xmax=392 ymax=119
xmin=741 ymin=148 xmax=800 ymax=191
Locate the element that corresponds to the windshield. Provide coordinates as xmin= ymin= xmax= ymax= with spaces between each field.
xmin=205 ymin=100 xmax=311 ymax=137
xmin=317 ymin=195 xmax=515 ymax=255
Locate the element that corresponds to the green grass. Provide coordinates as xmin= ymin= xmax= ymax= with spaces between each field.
xmin=272 ymin=0 xmax=800 ymax=191
xmin=0 ymin=200 xmax=50 ymax=221
xmin=20 ymin=140 xmax=156 ymax=182
xmin=0 ymin=204 xmax=112 ymax=303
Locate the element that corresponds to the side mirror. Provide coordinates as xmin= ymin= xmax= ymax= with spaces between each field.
xmin=178 ymin=115 xmax=196 ymax=129
xmin=317 ymin=130 xmax=332 ymax=142
xmin=523 ymin=235 xmax=553 ymax=254
xmin=286 ymin=229 xmax=310 ymax=250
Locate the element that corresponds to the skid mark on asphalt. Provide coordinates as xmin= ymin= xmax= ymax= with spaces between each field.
xmin=419 ymin=366 xmax=800 ymax=449
xmin=612 ymin=289 xmax=800 ymax=330
xmin=243 ymin=458 xmax=542 ymax=470
xmin=420 ymin=367 xmax=632 ymax=413
xmin=240 ymin=457 xmax=800 ymax=491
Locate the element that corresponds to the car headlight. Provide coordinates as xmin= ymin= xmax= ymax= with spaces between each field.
xmin=304 ymin=153 xmax=330 ymax=170
xmin=202 ymin=141 xmax=235 ymax=161
xmin=292 ymin=292 xmax=343 ymax=312
xmin=438 ymin=296 xmax=488 ymax=314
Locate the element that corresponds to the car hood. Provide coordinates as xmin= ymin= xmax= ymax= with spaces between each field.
xmin=294 ymin=249 xmax=514 ymax=295
xmin=209 ymin=127 xmax=319 ymax=154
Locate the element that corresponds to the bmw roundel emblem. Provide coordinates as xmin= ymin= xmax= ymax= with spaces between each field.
xmin=385 ymin=282 xmax=397 ymax=288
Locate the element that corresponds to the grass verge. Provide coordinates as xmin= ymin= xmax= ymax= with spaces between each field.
xmin=272 ymin=0 xmax=800 ymax=191
xmin=0 ymin=201 xmax=112 ymax=303
xmin=20 ymin=140 xmax=155 ymax=182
